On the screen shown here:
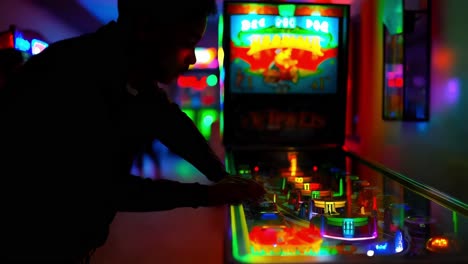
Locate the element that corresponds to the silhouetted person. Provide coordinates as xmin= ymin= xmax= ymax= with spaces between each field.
xmin=0 ymin=48 xmax=24 ymax=91
xmin=0 ymin=0 xmax=265 ymax=263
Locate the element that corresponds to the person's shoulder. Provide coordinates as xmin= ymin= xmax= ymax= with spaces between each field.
xmin=34 ymin=23 xmax=119 ymax=71
xmin=36 ymin=32 xmax=96 ymax=60
xmin=21 ymin=28 xmax=111 ymax=83
xmin=49 ymin=22 xmax=119 ymax=56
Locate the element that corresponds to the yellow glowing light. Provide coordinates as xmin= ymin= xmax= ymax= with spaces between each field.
xmin=248 ymin=35 xmax=323 ymax=56
xmin=189 ymin=47 xmax=217 ymax=69
xmin=290 ymin=158 xmax=297 ymax=172
xmin=431 ymin=238 xmax=448 ymax=248
xmin=426 ymin=236 xmax=458 ymax=253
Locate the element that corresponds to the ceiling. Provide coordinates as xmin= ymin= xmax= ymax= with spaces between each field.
xmin=25 ymin=0 xmax=358 ymax=46
xmin=27 ymin=0 xmax=224 ymax=33
xmin=29 ymin=0 xmax=357 ymax=32
xmin=27 ymin=0 xmax=107 ymax=33
xmin=26 ymin=0 xmax=220 ymax=46
xmin=76 ymin=0 xmax=118 ymax=24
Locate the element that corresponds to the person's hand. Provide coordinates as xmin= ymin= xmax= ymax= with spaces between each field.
xmin=207 ymin=176 xmax=266 ymax=206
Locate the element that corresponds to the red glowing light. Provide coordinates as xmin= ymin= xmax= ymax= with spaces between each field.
xmin=201 ymin=95 xmax=216 ymax=106
xmin=308 ymin=183 xmax=321 ymax=190
xmin=313 ymin=166 xmax=318 ymax=172
xmin=0 ymin=32 xmax=14 ymax=49
xmin=177 ymin=75 xmax=208 ymax=91
xmin=254 ymin=166 xmax=259 ymax=172
xmin=388 ymin=77 xmax=403 ymax=88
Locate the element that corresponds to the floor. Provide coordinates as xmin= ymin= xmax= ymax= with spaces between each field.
xmin=91 ymin=139 xmax=228 ymax=264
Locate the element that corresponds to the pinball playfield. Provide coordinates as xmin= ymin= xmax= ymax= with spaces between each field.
xmin=224 ymin=148 xmax=468 ymax=263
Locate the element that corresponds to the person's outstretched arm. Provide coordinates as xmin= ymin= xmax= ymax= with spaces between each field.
xmin=115 ymin=174 xmax=265 ymax=212
xmin=146 ymin=85 xmax=229 ymax=183
xmin=115 ymin=175 xmax=210 ymax=212
xmin=113 ymin=82 xmax=263 ymax=212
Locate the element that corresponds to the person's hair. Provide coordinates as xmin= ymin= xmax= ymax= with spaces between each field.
xmin=117 ymin=0 xmax=218 ymax=25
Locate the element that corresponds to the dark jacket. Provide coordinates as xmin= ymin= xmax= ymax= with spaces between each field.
xmin=0 ymin=22 xmax=227 ymax=260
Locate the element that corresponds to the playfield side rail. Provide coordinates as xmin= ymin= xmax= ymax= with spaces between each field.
xmin=344 ymin=150 xmax=468 ymax=217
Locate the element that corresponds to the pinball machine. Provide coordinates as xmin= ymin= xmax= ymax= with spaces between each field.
xmin=220 ymin=1 xmax=468 ymax=263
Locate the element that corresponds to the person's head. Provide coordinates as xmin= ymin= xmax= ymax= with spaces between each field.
xmin=0 ymin=48 xmax=25 ymax=90
xmin=116 ymin=0 xmax=217 ymax=84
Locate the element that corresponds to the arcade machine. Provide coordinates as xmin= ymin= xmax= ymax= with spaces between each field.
xmin=0 ymin=25 xmax=48 ymax=57
xmin=175 ymin=47 xmax=221 ymax=140
xmin=221 ymin=1 xmax=467 ymax=263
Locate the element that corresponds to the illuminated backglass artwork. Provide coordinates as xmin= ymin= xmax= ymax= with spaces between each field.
xmin=227 ymin=4 xmax=341 ymax=94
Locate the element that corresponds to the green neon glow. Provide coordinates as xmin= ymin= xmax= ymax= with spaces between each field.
xmin=332 ymin=178 xmax=343 ymax=197
xmin=312 ymin=191 xmax=320 ymax=199
xmin=197 ymin=109 xmax=218 ymax=139
xmin=327 ymin=217 xmax=368 ymax=223
xmin=399 ymin=205 xmax=405 ymax=227
xmin=218 ymin=14 xmax=223 ymax=49
xmin=206 ymin=74 xmax=218 ymax=86
xmin=327 ymin=217 xmax=369 ymax=227
xmin=452 ymin=211 xmax=458 ymax=234
xmin=181 ymin=108 xmax=196 ymax=122
xmin=217 ymin=14 xmax=225 ymax=135
xmin=349 ymin=175 xmax=359 ymax=181
xmin=278 ymin=4 xmax=295 ymax=17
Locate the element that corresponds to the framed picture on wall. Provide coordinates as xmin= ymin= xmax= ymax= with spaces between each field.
xmin=383 ymin=0 xmax=430 ymax=121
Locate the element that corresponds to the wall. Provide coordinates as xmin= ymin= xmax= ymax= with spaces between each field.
xmin=346 ymin=0 xmax=468 ymax=203
xmin=0 ymin=0 xmax=82 ymax=43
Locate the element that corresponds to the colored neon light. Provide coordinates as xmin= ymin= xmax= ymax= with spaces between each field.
xmin=177 ymin=76 xmax=207 ymax=90
xmin=13 ymin=35 xmax=48 ymax=55
xmin=15 ymin=36 xmax=30 ymax=52
xmin=388 ymin=77 xmax=403 ymax=88
xmin=247 ymin=35 xmax=324 ymax=56
xmin=31 ymin=39 xmax=48 ymax=55
xmin=278 ymin=5 xmax=295 ymax=17
xmin=425 ymin=236 xmax=459 ymax=253
xmin=0 ymin=32 xmax=14 ymax=49
xmin=181 ymin=108 xmax=195 ymax=122
xmin=217 ymin=15 xmax=225 ymax=136
xmin=206 ymin=74 xmax=218 ymax=86
xmin=177 ymin=74 xmax=218 ymax=91
xmin=395 ymin=231 xmax=404 ymax=253
xmin=327 ymin=217 xmax=368 ymax=225
xmin=322 ymin=233 xmax=378 ymax=241
xmin=375 ymin=243 xmax=388 ymax=250
xmin=343 ymin=218 xmax=354 ymax=237
xmin=198 ymin=109 xmax=219 ymax=139
xmin=190 ymin=47 xmax=218 ymax=69
xmin=332 ymin=178 xmax=343 ymax=197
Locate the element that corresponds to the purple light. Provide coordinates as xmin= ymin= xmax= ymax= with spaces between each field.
xmin=322 ymin=233 xmax=378 ymax=241
xmin=446 ymin=78 xmax=460 ymax=105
